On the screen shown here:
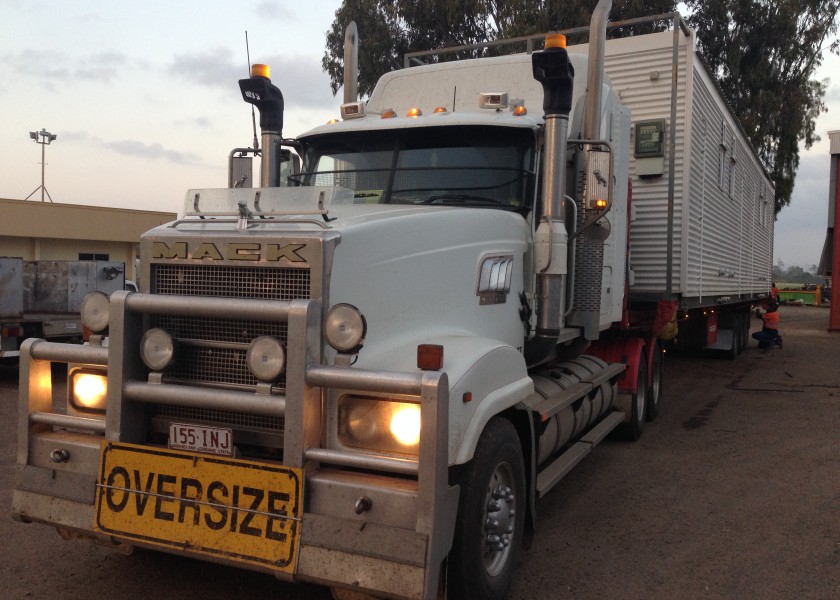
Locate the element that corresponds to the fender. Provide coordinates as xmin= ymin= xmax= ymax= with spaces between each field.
xmin=356 ymin=335 xmax=533 ymax=465
xmin=587 ymin=336 xmax=645 ymax=394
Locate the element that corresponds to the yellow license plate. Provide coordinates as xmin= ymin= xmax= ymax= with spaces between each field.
xmin=94 ymin=442 xmax=302 ymax=573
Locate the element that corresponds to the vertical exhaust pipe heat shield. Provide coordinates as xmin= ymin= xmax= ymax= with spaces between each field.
xmin=569 ymin=0 xmax=612 ymax=340
xmin=239 ymin=66 xmax=285 ymax=187
xmin=525 ymin=35 xmax=575 ymax=368
xmin=343 ymin=22 xmax=359 ymax=104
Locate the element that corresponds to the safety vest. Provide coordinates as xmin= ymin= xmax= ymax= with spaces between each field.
xmin=763 ymin=311 xmax=780 ymax=330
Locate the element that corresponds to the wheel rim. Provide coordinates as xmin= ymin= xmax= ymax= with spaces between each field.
xmin=482 ymin=461 xmax=517 ymax=577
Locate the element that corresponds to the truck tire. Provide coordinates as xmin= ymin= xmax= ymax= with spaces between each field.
xmin=645 ymin=340 xmax=664 ymax=422
xmin=448 ymin=418 xmax=525 ymax=600
xmin=618 ymin=356 xmax=647 ymax=441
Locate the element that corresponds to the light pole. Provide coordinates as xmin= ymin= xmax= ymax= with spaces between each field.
xmin=25 ymin=128 xmax=57 ymax=202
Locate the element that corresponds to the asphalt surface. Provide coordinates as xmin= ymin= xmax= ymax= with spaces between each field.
xmin=2 ymin=305 xmax=838 ymax=599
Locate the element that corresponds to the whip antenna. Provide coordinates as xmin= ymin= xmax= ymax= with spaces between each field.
xmin=246 ymin=31 xmax=259 ymax=151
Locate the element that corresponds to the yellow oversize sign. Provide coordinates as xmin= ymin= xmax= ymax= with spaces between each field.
xmin=94 ymin=442 xmax=302 ymax=573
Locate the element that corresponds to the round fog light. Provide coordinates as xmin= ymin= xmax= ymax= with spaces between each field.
xmin=325 ymin=303 xmax=366 ymax=353
xmin=140 ymin=328 xmax=175 ymax=371
xmin=246 ymin=336 xmax=285 ymax=382
xmin=81 ymin=292 xmax=110 ymax=332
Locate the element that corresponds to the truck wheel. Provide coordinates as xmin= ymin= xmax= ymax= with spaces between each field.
xmin=448 ymin=418 xmax=525 ymax=600
xmin=645 ymin=340 xmax=664 ymax=422
xmin=618 ymin=356 xmax=647 ymax=441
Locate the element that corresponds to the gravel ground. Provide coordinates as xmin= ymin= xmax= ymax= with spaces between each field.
xmin=2 ymin=305 xmax=838 ymax=599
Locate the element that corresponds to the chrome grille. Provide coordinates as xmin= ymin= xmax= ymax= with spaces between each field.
xmin=151 ymin=403 xmax=283 ymax=430
xmin=154 ymin=265 xmax=310 ymax=299
xmin=151 ymin=263 xmax=311 ymax=390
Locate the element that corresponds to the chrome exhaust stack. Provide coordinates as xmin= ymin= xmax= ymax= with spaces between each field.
xmin=568 ymin=0 xmax=612 ymax=340
xmin=343 ymin=21 xmax=359 ymax=104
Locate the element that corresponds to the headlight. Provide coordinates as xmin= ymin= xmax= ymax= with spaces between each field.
xmin=70 ymin=369 xmax=108 ymax=413
xmin=246 ymin=336 xmax=285 ymax=381
xmin=338 ymin=396 xmax=421 ymax=455
xmin=140 ymin=328 xmax=175 ymax=371
xmin=325 ymin=303 xmax=366 ymax=353
xmin=81 ymin=292 xmax=110 ymax=332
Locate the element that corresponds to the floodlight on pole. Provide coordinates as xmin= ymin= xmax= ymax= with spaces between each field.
xmin=25 ymin=128 xmax=58 ymax=202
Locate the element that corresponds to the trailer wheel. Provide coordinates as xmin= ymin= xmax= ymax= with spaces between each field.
xmin=618 ymin=356 xmax=647 ymax=440
xmin=645 ymin=340 xmax=664 ymax=422
xmin=448 ymin=418 xmax=525 ymax=600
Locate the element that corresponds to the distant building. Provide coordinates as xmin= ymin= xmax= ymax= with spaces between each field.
xmin=0 ymin=198 xmax=176 ymax=285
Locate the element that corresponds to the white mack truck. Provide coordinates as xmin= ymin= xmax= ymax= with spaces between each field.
xmin=13 ymin=3 xmax=773 ymax=599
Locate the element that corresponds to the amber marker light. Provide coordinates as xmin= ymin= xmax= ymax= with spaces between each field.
xmin=407 ymin=107 xmax=422 ymax=118
xmin=545 ymin=33 xmax=567 ymax=49
xmin=326 ymin=118 xmax=340 ymax=124
xmin=434 ymin=106 xmax=448 ymax=113
xmin=381 ymin=108 xmax=397 ymax=119
xmin=595 ymin=198 xmax=608 ymax=209
xmin=251 ymin=63 xmax=271 ymax=78
xmin=513 ymin=105 xmax=528 ymax=116
xmin=417 ymin=344 xmax=444 ymax=370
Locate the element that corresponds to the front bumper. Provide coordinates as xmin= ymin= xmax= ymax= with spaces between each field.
xmin=13 ymin=292 xmax=459 ymax=600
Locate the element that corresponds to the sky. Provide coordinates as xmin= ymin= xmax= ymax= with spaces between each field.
xmin=1 ymin=0 xmax=839 ymax=269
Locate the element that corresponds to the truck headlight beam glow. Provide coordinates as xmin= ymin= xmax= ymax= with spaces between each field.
xmin=339 ymin=396 xmax=421 ymax=455
xmin=70 ymin=370 xmax=108 ymax=413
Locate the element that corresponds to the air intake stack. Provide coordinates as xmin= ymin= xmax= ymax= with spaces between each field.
xmin=239 ymin=64 xmax=285 ymax=187
xmin=526 ymin=33 xmax=575 ymax=367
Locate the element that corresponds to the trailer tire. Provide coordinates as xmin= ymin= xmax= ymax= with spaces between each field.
xmin=618 ymin=356 xmax=647 ymax=441
xmin=448 ymin=418 xmax=525 ymax=600
xmin=645 ymin=340 xmax=664 ymax=422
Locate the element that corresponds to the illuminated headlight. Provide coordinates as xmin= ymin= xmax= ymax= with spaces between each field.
xmin=70 ymin=369 xmax=108 ymax=413
xmin=338 ymin=396 xmax=421 ymax=455
xmin=325 ymin=304 xmax=366 ymax=353
xmin=246 ymin=336 xmax=285 ymax=382
xmin=81 ymin=292 xmax=110 ymax=333
xmin=140 ymin=328 xmax=175 ymax=371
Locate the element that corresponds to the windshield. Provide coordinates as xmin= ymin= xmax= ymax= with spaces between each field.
xmin=293 ymin=126 xmax=535 ymax=211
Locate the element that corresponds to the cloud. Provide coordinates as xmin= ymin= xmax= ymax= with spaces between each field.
xmin=256 ymin=54 xmax=337 ymax=110
xmin=775 ymin=151 xmax=833 ymax=266
xmin=167 ymin=49 xmax=336 ymax=111
xmin=168 ymin=48 xmax=245 ymax=89
xmin=255 ymin=1 xmax=296 ymax=20
xmin=3 ymin=49 xmax=127 ymax=84
xmin=58 ymin=130 xmax=202 ymax=165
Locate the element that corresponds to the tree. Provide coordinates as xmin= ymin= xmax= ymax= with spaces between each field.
xmin=322 ymin=0 xmax=677 ymax=99
xmin=684 ymin=0 xmax=840 ymax=214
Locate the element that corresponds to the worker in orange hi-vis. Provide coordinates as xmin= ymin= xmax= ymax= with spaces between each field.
xmin=752 ymin=303 xmax=782 ymax=349
xmin=770 ymin=281 xmax=780 ymax=302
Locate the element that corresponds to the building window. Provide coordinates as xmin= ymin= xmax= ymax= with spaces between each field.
xmin=79 ymin=253 xmax=109 ymax=261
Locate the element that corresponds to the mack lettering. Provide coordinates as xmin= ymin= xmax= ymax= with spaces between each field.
xmin=151 ymin=241 xmax=308 ymax=264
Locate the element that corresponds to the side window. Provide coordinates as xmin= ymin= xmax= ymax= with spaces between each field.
xmin=79 ymin=253 xmax=109 ymax=261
